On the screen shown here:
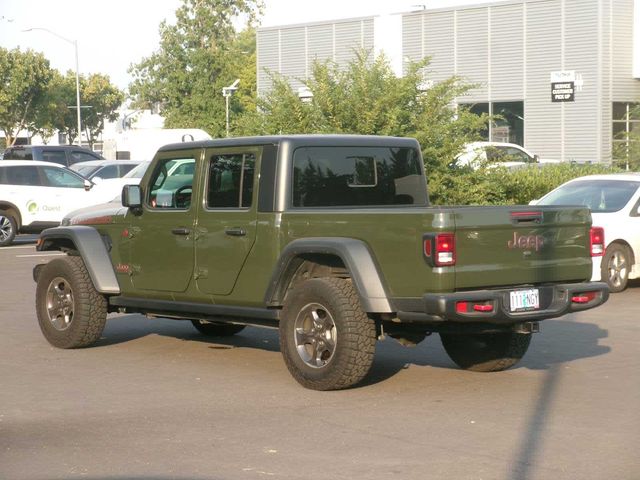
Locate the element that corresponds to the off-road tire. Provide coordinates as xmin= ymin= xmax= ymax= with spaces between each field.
xmin=440 ymin=331 xmax=532 ymax=372
xmin=0 ymin=210 xmax=17 ymax=247
xmin=191 ymin=320 xmax=245 ymax=336
xmin=279 ymin=277 xmax=376 ymax=391
xmin=35 ymin=256 xmax=107 ymax=348
xmin=601 ymin=243 xmax=631 ymax=293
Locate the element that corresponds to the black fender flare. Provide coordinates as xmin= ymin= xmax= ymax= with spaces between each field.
xmin=265 ymin=237 xmax=393 ymax=313
xmin=36 ymin=226 xmax=120 ymax=295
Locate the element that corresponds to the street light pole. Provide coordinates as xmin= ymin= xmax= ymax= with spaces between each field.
xmin=222 ymin=79 xmax=240 ymax=137
xmin=23 ymin=28 xmax=82 ymax=146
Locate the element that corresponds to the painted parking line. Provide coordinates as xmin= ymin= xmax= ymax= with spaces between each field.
xmin=2 ymin=245 xmax=37 ymax=250
xmin=16 ymin=253 xmax=65 ymax=258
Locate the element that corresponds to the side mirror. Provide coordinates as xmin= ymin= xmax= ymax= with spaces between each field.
xmin=122 ymin=184 xmax=142 ymax=208
xmin=533 ymin=155 xmax=540 ymax=163
xmin=84 ymin=179 xmax=93 ymax=191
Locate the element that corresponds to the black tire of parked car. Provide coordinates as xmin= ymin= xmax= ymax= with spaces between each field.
xmin=190 ymin=320 xmax=246 ymax=336
xmin=0 ymin=210 xmax=17 ymax=247
xmin=279 ymin=277 xmax=376 ymax=391
xmin=35 ymin=256 xmax=107 ymax=349
xmin=601 ymin=243 xmax=631 ymax=293
xmin=440 ymin=331 xmax=532 ymax=372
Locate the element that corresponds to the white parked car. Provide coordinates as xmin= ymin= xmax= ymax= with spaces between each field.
xmin=0 ymin=161 xmax=119 ymax=246
xmin=454 ymin=142 xmax=558 ymax=170
xmin=70 ymin=159 xmax=142 ymax=181
xmin=534 ymin=173 xmax=640 ymax=292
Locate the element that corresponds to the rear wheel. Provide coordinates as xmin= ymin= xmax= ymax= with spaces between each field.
xmin=35 ymin=256 xmax=107 ymax=348
xmin=0 ymin=210 xmax=17 ymax=247
xmin=601 ymin=244 xmax=631 ymax=293
xmin=191 ymin=320 xmax=245 ymax=337
xmin=440 ymin=331 xmax=532 ymax=372
xmin=279 ymin=277 xmax=376 ymax=390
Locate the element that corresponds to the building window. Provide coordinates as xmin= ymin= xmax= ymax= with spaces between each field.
xmin=460 ymin=101 xmax=524 ymax=146
xmin=612 ymin=102 xmax=640 ymax=166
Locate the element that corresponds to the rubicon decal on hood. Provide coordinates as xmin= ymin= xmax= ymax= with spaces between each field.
xmin=507 ymin=232 xmax=545 ymax=251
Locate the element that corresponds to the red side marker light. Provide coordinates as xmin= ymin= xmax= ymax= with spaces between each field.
xmin=572 ymin=291 xmax=597 ymax=304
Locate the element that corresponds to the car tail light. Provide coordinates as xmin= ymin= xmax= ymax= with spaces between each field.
xmin=590 ymin=227 xmax=605 ymax=257
xmin=572 ymin=291 xmax=598 ymax=304
xmin=434 ymin=233 xmax=455 ymax=266
xmin=424 ymin=233 xmax=456 ymax=266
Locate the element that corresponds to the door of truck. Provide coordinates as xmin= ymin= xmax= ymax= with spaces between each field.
xmin=128 ymin=151 xmax=199 ymax=292
xmin=194 ymin=147 xmax=259 ymax=295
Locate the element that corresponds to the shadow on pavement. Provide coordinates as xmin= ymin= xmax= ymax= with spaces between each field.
xmin=96 ymin=314 xmax=609 ymax=389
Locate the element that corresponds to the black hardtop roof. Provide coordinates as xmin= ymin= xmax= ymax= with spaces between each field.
xmin=158 ymin=134 xmax=421 ymax=153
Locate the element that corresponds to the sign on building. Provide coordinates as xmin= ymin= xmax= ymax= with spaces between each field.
xmin=550 ymin=71 xmax=576 ymax=102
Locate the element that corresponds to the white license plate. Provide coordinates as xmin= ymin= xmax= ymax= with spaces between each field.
xmin=509 ymin=289 xmax=540 ymax=312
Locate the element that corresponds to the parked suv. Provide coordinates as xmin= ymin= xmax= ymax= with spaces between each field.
xmin=0 ymin=161 xmax=115 ymax=246
xmin=2 ymin=145 xmax=104 ymax=167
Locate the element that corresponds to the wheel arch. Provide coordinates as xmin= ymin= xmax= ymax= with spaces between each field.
xmin=264 ymin=237 xmax=393 ymax=313
xmin=37 ymin=226 xmax=120 ymax=295
xmin=0 ymin=201 xmax=22 ymax=229
xmin=606 ymin=239 xmax=635 ymax=265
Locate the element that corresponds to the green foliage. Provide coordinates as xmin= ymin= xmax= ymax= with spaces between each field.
xmin=41 ymin=71 xmax=123 ymax=146
xmin=236 ymin=50 xmax=488 ymax=173
xmin=0 ymin=47 xmax=52 ymax=147
xmin=429 ymin=163 xmax=621 ymax=206
xmin=129 ymin=0 xmax=263 ymax=137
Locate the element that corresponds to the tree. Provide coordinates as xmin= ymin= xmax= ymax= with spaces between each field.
xmin=80 ymin=74 xmax=124 ymax=146
xmin=46 ymin=71 xmax=123 ymax=146
xmin=236 ymin=51 xmax=488 ymax=174
xmin=0 ymin=47 xmax=53 ymax=147
xmin=129 ymin=0 xmax=263 ymax=137
xmin=613 ymin=104 xmax=640 ymax=170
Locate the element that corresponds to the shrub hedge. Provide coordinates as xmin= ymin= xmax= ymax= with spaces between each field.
xmin=428 ymin=163 xmax=622 ymax=206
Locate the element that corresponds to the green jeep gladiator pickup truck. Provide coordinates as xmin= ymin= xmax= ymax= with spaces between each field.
xmin=33 ymin=135 xmax=609 ymax=390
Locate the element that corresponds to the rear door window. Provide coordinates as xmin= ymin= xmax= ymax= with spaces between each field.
xmin=4 ymin=166 xmax=42 ymax=185
xmin=41 ymin=150 xmax=68 ymax=166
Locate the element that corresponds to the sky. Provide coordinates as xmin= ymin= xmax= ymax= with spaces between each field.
xmin=0 ymin=0 xmax=500 ymax=90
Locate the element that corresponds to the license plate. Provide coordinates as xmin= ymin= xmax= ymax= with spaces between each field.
xmin=509 ymin=289 xmax=540 ymax=312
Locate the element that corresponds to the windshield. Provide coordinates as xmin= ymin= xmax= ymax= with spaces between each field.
xmin=124 ymin=161 xmax=150 ymax=178
xmin=538 ymin=179 xmax=640 ymax=213
xmin=74 ymin=165 xmax=101 ymax=177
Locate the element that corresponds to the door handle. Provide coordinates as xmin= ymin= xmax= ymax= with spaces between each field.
xmin=225 ymin=228 xmax=246 ymax=237
xmin=171 ymin=227 xmax=191 ymax=236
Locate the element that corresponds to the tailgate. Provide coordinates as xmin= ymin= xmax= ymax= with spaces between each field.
xmin=453 ymin=206 xmax=593 ymax=290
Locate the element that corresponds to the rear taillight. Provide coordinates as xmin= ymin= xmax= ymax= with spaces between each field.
xmin=435 ymin=233 xmax=455 ymax=266
xmin=424 ymin=233 xmax=456 ymax=266
xmin=590 ymin=227 xmax=605 ymax=257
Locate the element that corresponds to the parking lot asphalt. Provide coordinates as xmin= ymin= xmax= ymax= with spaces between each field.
xmin=1 ymin=239 xmax=638 ymax=480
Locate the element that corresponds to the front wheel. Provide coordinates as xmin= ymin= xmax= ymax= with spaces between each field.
xmin=35 ymin=256 xmax=107 ymax=348
xmin=601 ymin=244 xmax=631 ymax=293
xmin=0 ymin=210 xmax=17 ymax=247
xmin=279 ymin=277 xmax=376 ymax=390
xmin=440 ymin=331 xmax=532 ymax=372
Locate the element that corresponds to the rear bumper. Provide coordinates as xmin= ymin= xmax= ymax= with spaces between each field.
xmin=395 ymin=282 xmax=609 ymax=324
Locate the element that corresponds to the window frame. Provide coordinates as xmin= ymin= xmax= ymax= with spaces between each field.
xmin=144 ymin=155 xmax=198 ymax=211
xmin=288 ymin=145 xmax=427 ymax=210
xmin=203 ymin=147 xmax=261 ymax=212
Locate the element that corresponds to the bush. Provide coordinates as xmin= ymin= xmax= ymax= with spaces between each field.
xmin=429 ymin=163 xmax=621 ymax=206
